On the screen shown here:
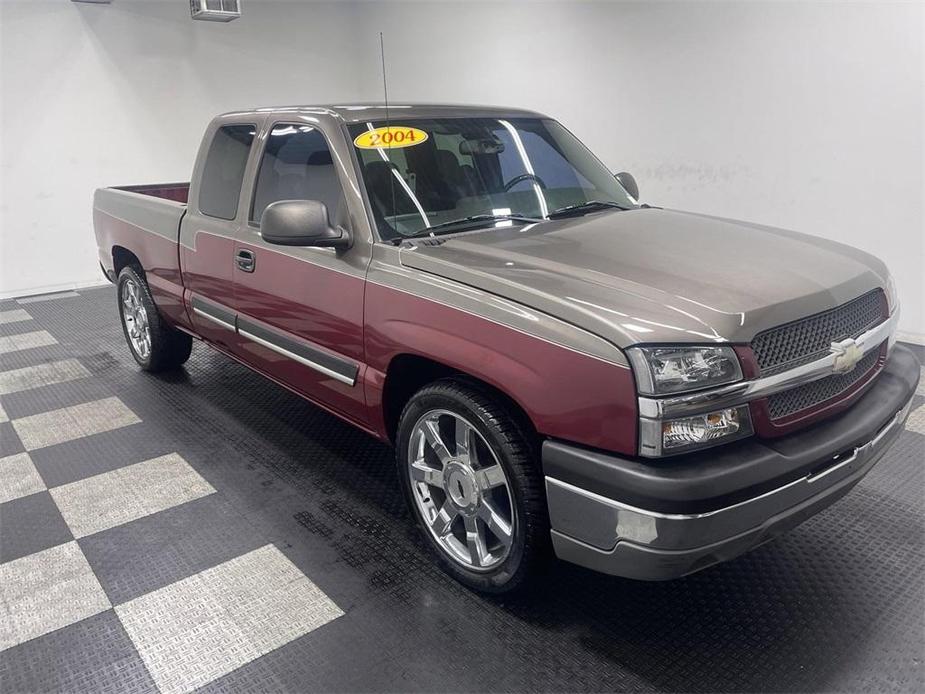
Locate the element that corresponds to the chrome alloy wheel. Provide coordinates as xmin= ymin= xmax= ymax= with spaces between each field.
xmin=121 ymin=278 xmax=151 ymax=360
xmin=408 ymin=409 xmax=515 ymax=571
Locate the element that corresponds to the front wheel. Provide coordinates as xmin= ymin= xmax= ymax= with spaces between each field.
xmin=117 ymin=266 xmax=192 ymax=372
xmin=396 ymin=379 xmax=549 ymax=593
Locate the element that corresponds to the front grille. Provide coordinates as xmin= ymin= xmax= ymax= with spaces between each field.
xmin=752 ymin=290 xmax=885 ymax=376
xmin=766 ymin=347 xmax=881 ymax=420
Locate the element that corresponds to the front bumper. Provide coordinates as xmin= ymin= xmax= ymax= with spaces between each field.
xmin=544 ymin=344 xmax=920 ymax=580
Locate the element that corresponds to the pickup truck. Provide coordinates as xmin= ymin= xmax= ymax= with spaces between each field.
xmin=94 ymin=104 xmax=919 ymax=593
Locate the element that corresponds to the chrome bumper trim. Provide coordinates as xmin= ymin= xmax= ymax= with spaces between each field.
xmin=546 ymin=392 xmax=913 ymax=551
xmin=638 ymin=310 xmax=898 ymax=420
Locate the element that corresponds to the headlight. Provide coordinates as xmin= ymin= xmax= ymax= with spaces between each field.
xmin=627 ymin=345 xmax=743 ymax=396
xmin=886 ymin=275 xmax=900 ymax=315
xmin=639 ymin=405 xmax=753 ymax=457
xmin=885 ymin=275 xmax=900 ymax=352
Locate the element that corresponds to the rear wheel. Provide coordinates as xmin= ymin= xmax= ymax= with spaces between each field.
xmin=117 ymin=266 xmax=192 ymax=372
xmin=397 ymin=379 xmax=549 ymax=593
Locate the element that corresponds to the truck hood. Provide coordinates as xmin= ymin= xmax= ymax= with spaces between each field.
xmin=399 ymin=208 xmax=888 ymax=348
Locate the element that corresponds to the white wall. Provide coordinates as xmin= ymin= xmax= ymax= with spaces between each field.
xmin=0 ymin=0 xmax=364 ymax=299
xmin=353 ymin=0 xmax=924 ymax=340
xmin=2 ymin=0 xmax=923 ymax=340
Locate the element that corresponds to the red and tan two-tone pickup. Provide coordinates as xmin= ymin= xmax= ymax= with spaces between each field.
xmin=94 ymin=104 xmax=919 ymax=593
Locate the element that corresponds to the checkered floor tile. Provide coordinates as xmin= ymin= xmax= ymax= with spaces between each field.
xmin=0 ymin=292 xmax=344 ymax=693
xmin=50 ymin=453 xmax=215 ymax=538
xmin=0 ymin=359 xmax=90 ymax=396
xmin=116 ymin=545 xmax=341 ymax=694
xmin=11 ymin=396 xmax=141 ymax=451
xmin=0 ymin=286 xmax=922 ymax=694
xmin=0 ymin=308 xmax=32 ymax=325
xmin=0 ymin=541 xmax=111 ymax=651
xmin=0 ymin=452 xmax=45 ymax=504
xmin=16 ymin=291 xmax=80 ymax=304
xmin=0 ymin=330 xmax=57 ymax=355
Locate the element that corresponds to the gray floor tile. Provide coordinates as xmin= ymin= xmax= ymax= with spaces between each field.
xmin=0 ymin=401 xmax=6 ymax=423
xmin=0 ymin=359 xmax=90 ymax=396
xmin=0 ymin=452 xmax=46 ymax=504
xmin=0 ymin=491 xmax=73 ymax=564
xmin=0 ymin=330 xmax=57 ymax=357
xmin=907 ymin=398 xmax=925 ymax=435
xmin=0 ymin=309 xmax=31 ymax=326
xmin=49 ymin=452 xmax=215 ymax=538
xmin=0 ymin=610 xmax=157 ymax=693
xmin=16 ymin=291 xmax=80 ymax=304
xmin=0 ymin=541 xmax=111 ymax=651
xmin=0 ymin=422 xmax=24 ymax=457
xmin=81 ymin=493 xmax=266 ymax=605
xmin=115 ymin=544 xmax=342 ymax=694
xmin=11 ymin=396 xmax=140 ymax=451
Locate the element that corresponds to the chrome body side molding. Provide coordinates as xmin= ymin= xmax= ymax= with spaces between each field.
xmin=191 ymin=297 xmax=236 ymax=332
xmin=237 ymin=321 xmax=358 ymax=387
xmin=190 ymin=295 xmax=358 ymax=386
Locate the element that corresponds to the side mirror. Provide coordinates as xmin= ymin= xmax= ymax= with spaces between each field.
xmin=615 ymin=172 xmax=639 ymax=201
xmin=260 ymin=199 xmax=351 ymax=250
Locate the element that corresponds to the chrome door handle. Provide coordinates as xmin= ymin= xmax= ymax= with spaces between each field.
xmin=236 ymin=249 xmax=255 ymax=272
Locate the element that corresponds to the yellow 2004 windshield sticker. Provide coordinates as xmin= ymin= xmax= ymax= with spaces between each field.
xmin=354 ymin=126 xmax=428 ymax=149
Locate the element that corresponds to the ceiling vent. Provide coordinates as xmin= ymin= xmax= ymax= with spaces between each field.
xmin=190 ymin=0 xmax=241 ymax=22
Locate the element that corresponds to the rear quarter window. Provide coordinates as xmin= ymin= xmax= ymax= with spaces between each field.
xmin=198 ymin=124 xmax=256 ymax=220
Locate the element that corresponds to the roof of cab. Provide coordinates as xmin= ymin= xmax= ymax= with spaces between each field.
xmin=217 ymin=103 xmax=549 ymax=123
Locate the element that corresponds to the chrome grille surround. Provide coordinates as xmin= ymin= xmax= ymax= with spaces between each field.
xmin=766 ymin=347 xmax=881 ymax=420
xmin=637 ymin=309 xmax=898 ymax=422
xmin=752 ymin=290 xmax=886 ymax=376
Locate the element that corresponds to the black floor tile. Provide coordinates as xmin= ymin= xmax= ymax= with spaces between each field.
xmin=0 ymin=611 xmax=156 ymax=694
xmin=29 ymin=423 xmax=169 ymax=487
xmin=0 ymin=371 xmax=113 ymax=420
xmin=0 ymin=322 xmax=43 ymax=340
xmin=899 ymin=340 xmax=924 ymax=362
xmin=0 ymin=491 xmax=73 ymax=563
xmin=80 ymin=494 xmax=268 ymax=605
xmin=0 ymin=422 xmax=24 ymax=457
xmin=0 ymin=343 xmax=73 ymax=373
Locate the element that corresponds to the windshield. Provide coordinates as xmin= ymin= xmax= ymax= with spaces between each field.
xmin=347 ymin=117 xmax=635 ymax=240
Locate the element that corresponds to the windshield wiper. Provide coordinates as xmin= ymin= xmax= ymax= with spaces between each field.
xmin=546 ymin=200 xmax=631 ymax=219
xmin=401 ymin=213 xmax=544 ymax=240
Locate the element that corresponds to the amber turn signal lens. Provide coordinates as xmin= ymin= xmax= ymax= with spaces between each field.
xmin=661 ymin=405 xmax=753 ymax=452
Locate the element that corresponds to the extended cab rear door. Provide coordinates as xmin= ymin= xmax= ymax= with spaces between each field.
xmin=230 ymin=115 xmax=371 ymax=427
xmin=180 ymin=116 xmax=265 ymax=346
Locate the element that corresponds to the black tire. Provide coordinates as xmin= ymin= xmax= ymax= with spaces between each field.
xmin=396 ymin=378 xmax=549 ymax=593
xmin=116 ymin=265 xmax=192 ymax=372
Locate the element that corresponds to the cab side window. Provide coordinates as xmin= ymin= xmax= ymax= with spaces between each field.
xmin=251 ymin=124 xmax=347 ymax=226
xmin=198 ymin=124 xmax=256 ymax=220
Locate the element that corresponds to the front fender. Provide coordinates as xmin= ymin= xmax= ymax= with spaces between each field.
xmin=364 ymin=282 xmax=637 ymax=456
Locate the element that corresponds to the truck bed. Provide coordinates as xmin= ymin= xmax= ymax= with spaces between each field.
xmin=112 ymin=182 xmax=190 ymax=204
xmin=93 ymin=182 xmax=192 ymax=330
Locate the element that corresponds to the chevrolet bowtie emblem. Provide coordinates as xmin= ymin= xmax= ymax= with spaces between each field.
xmin=830 ymin=338 xmax=863 ymax=374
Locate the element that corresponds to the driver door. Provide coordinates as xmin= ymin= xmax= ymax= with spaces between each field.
xmin=231 ymin=119 xmax=369 ymax=425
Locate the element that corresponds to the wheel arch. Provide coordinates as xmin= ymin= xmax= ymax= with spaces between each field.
xmin=381 ymin=353 xmax=538 ymax=449
xmin=112 ymin=245 xmax=144 ymax=277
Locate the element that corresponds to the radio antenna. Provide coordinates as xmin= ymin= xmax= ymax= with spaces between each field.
xmin=380 ymin=32 xmax=391 ymax=124
xmin=379 ymin=32 xmax=397 ymax=232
